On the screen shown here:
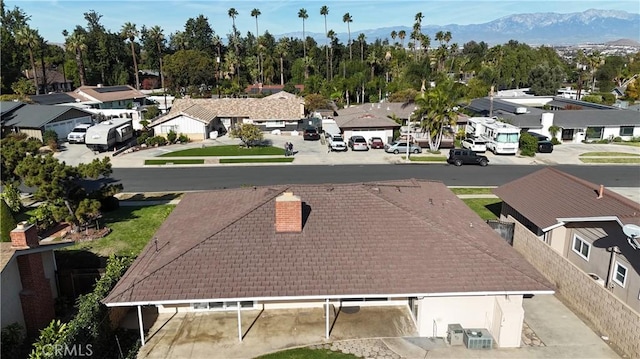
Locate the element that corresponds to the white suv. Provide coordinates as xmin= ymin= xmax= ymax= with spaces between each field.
xmin=67 ymin=124 xmax=92 ymax=144
xmin=461 ymin=137 xmax=487 ymax=153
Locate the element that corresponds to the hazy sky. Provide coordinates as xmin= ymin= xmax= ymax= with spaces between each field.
xmin=6 ymin=0 xmax=640 ymax=44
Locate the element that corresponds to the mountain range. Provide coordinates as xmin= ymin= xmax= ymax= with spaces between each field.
xmin=280 ymin=9 xmax=640 ymax=47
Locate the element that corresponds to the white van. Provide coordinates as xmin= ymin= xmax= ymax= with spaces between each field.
xmin=67 ymin=124 xmax=93 ymax=144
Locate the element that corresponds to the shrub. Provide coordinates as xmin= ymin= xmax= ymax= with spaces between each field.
xmin=0 ymin=200 xmax=17 ymax=242
xmin=43 ymin=129 xmax=58 ymax=144
xmin=137 ymin=132 xmax=149 ymax=145
xmin=1 ymin=183 xmax=23 ymax=213
xmin=551 ymin=138 xmax=562 ymax=145
xmin=177 ymin=133 xmax=190 ymax=143
xmin=519 ymin=132 xmax=537 ymax=157
xmin=612 ymin=137 xmax=623 ymax=143
xmin=146 ymin=135 xmax=167 ymax=147
xmin=166 ymin=130 xmax=177 ymax=143
xmin=1 ymin=323 xmax=25 ymax=358
xmin=29 ymin=203 xmax=57 ymax=231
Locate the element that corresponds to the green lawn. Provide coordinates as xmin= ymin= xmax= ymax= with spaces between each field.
xmin=219 ymin=157 xmax=294 ymax=163
xmin=461 ymin=199 xmax=502 ymax=220
xmin=579 ymin=152 xmax=640 ymax=157
xmin=256 ymin=348 xmax=357 ymax=359
xmin=449 ymin=187 xmax=496 ymax=195
xmin=616 ymin=142 xmax=640 ymax=148
xmin=400 ymin=156 xmax=447 ymax=162
xmin=145 ymin=159 xmax=205 ymax=165
xmin=67 ymin=205 xmax=175 ymax=257
xmin=579 ymin=158 xmax=640 ymax=164
xmin=159 ymin=145 xmax=284 ymax=157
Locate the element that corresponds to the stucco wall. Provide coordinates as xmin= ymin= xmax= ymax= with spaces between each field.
xmin=512 ymin=218 xmax=640 ymax=358
xmin=0 ymin=259 xmax=26 ymax=329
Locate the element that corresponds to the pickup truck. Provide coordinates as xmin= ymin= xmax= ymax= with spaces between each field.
xmin=327 ymin=134 xmax=347 ymax=152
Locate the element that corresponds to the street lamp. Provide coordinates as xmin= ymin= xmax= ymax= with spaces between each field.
xmin=406 ymin=111 xmax=414 ymax=162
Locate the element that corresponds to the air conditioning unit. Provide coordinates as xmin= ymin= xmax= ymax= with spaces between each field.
xmin=447 ymin=324 xmax=464 ymax=346
xmin=463 ymin=328 xmax=493 ymax=350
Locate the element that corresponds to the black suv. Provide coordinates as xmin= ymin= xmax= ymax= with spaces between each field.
xmin=447 ymin=149 xmax=489 ymax=167
xmin=525 ymin=131 xmax=554 ymax=153
xmin=303 ymin=128 xmax=320 ymax=141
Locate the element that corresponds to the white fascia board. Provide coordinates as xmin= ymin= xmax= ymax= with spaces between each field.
xmin=104 ymin=290 xmax=556 ymax=307
xmin=543 ymin=216 xmax=622 ymax=233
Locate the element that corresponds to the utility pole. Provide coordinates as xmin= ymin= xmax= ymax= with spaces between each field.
xmin=489 ymin=85 xmax=494 ymax=118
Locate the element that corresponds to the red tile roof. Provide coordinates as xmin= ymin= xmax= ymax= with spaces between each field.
xmin=104 ymin=180 xmax=552 ymax=306
xmin=494 ymin=168 xmax=640 ymax=230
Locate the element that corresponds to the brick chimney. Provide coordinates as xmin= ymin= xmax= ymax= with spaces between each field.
xmin=275 ymin=192 xmax=302 ymax=233
xmin=10 ymin=221 xmax=40 ymax=249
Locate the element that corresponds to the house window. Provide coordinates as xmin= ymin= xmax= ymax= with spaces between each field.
xmin=620 ymin=126 xmax=634 ymax=136
xmin=160 ymin=125 xmax=178 ymax=133
xmin=572 ymin=235 xmax=590 ymax=261
xmin=586 ymin=127 xmax=604 ymax=139
xmin=613 ymin=262 xmax=627 ymax=287
xmin=191 ymin=301 xmax=255 ymax=311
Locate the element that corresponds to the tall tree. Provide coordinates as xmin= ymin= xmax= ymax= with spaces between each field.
xmin=63 ymin=29 xmax=87 ymax=86
xmin=390 ymin=30 xmax=397 ymax=45
xmin=357 ymin=33 xmax=366 ymax=62
xmin=147 ymin=26 xmax=165 ymax=91
xmin=327 ymin=29 xmax=336 ymax=81
xmin=298 ymin=8 xmax=308 ymax=58
xmin=320 ymin=5 xmax=329 ymax=80
xmin=228 ymin=8 xmax=239 ymax=82
xmin=120 ymin=22 xmax=140 ymax=90
xmin=15 ymin=26 xmax=40 ymax=94
xmin=342 ymin=13 xmax=353 ymax=60
xmin=398 ymin=30 xmax=406 ymax=48
xmin=251 ymin=8 xmax=262 ymax=82
xmin=275 ymin=37 xmax=289 ymax=85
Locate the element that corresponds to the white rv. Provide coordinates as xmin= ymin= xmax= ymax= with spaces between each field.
xmin=466 ymin=117 xmax=520 ymax=155
xmin=85 ymin=118 xmax=133 ymax=152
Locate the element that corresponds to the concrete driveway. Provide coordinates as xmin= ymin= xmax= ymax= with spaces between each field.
xmin=135 ymin=306 xmax=416 ymax=359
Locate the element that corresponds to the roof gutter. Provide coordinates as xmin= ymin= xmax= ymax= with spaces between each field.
xmin=104 ymin=290 xmax=556 ymax=307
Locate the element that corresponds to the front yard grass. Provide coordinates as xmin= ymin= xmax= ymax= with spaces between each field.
xmin=401 ymin=155 xmax=447 ymax=162
xmin=159 ymin=145 xmax=284 ymax=157
xmin=449 ymin=187 xmax=496 ymax=195
xmin=145 ymin=159 xmax=205 ymax=165
xmin=579 ymin=158 xmax=640 ymax=164
xmin=66 ymin=205 xmax=175 ymax=257
xmin=256 ymin=348 xmax=357 ymax=359
xmin=219 ymin=157 xmax=294 ymax=163
xmin=462 ymin=199 xmax=502 ymax=220
xmin=579 ymin=152 xmax=640 ymax=157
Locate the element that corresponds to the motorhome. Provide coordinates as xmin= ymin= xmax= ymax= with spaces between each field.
xmin=85 ymin=118 xmax=133 ymax=152
xmin=466 ymin=117 xmax=520 ymax=155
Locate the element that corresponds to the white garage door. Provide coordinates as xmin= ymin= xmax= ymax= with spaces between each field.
xmin=44 ymin=116 xmax=92 ymax=140
xmin=345 ymin=129 xmax=392 ymax=144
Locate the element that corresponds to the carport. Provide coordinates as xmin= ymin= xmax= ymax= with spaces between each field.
xmin=127 ymin=304 xmax=416 ymax=359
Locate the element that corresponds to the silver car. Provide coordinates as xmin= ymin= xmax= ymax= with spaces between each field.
xmin=348 ymin=136 xmax=369 ymax=151
xmin=384 ymin=141 xmax=422 ymax=154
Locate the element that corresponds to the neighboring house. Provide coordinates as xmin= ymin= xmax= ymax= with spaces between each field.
xmin=104 ymin=180 xmax=553 ymax=348
xmin=468 ymin=96 xmax=640 ymax=142
xmin=334 ymin=103 xmax=409 ymax=143
xmin=24 ymin=68 xmax=73 ymax=94
xmin=494 ymin=168 xmax=640 ymax=312
xmin=1 ymin=222 xmax=73 ymax=336
xmin=150 ymin=91 xmax=304 ymax=138
xmin=244 ymin=84 xmax=304 ymax=95
xmin=30 ymin=85 xmax=147 ymax=110
xmin=0 ymin=101 xmax=93 ymax=141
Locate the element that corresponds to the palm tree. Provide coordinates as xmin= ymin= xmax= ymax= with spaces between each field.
xmin=251 ymin=8 xmax=262 ymax=82
xmin=120 ymin=22 xmax=140 ymax=90
xmin=298 ymin=8 xmax=309 ymax=58
xmin=343 ymin=13 xmax=353 ymax=60
xmin=320 ymin=5 xmax=329 ymax=80
xmin=275 ymin=38 xmax=289 ymax=86
xmin=398 ymin=30 xmax=406 ymax=49
xmin=16 ymin=26 xmax=41 ymax=94
xmin=390 ymin=30 xmax=397 ymax=46
xmin=413 ymin=12 xmax=424 ymax=59
xmin=148 ymin=26 xmax=165 ymax=91
xmin=327 ymin=29 xmax=336 ymax=81
xmin=357 ymin=33 xmax=366 ymax=62
xmin=63 ymin=30 xmax=87 ymax=87
xmin=228 ymin=8 xmax=240 ymax=82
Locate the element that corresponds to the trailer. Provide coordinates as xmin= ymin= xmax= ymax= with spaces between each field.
xmin=85 ymin=118 xmax=133 ymax=152
xmin=466 ymin=117 xmax=520 ymax=155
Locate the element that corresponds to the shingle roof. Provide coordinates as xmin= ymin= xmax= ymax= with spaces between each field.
xmin=1 ymin=241 xmax=74 ymax=272
xmin=337 ymin=102 xmax=415 ymax=119
xmin=104 ymin=180 xmax=552 ymax=306
xmin=494 ymin=168 xmax=640 ymax=231
xmin=151 ymin=104 xmax=217 ymax=126
xmin=152 ymin=96 xmax=304 ymax=125
xmin=74 ymin=85 xmax=147 ymax=103
xmin=333 ymin=112 xmax=401 ymax=129
xmin=1 ymin=104 xmax=93 ymax=129
xmin=29 ymin=93 xmax=78 ymax=106
xmin=552 ymin=109 xmax=640 ymax=128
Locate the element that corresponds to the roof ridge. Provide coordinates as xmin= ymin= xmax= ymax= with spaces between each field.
xmin=105 ymin=186 xmax=290 ymax=302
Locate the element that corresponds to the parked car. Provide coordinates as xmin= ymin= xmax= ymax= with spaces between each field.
xmin=327 ymin=134 xmax=348 ymax=152
xmin=348 ymin=136 xmax=369 ymax=151
xmin=368 ymin=137 xmax=385 ymax=149
xmin=303 ymin=128 xmax=320 ymax=141
xmin=384 ymin=141 xmax=422 ymax=154
xmin=67 ymin=124 xmax=93 ymax=144
xmin=525 ymin=131 xmax=554 ymax=153
xmin=447 ymin=149 xmax=489 ymax=167
xmin=461 ymin=137 xmax=487 ymax=153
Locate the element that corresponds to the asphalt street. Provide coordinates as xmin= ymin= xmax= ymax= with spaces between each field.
xmin=111 ymin=164 xmax=640 ymax=193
